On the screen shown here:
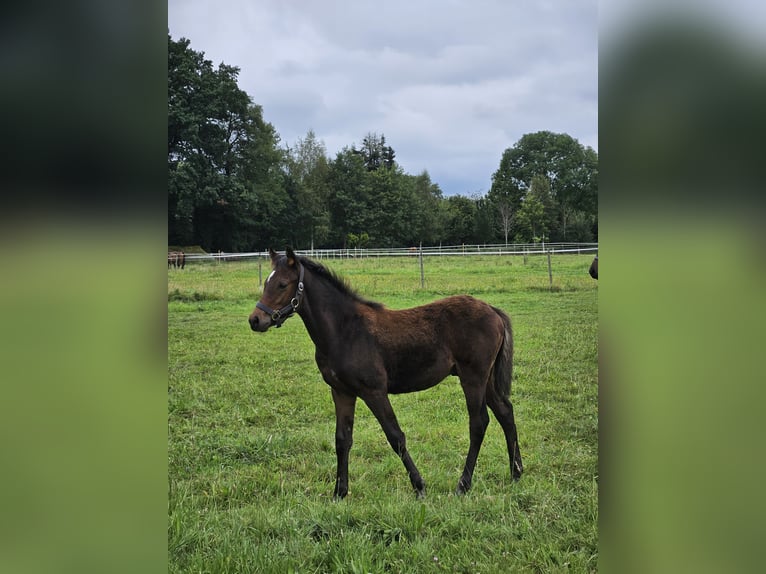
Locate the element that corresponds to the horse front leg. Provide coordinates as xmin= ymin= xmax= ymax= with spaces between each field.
xmin=363 ymin=392 xmax=426 ymax=498
xmin=331 ymin=388 xmax=356 ymax=500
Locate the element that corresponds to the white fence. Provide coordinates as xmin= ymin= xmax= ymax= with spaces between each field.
xmin=182 ymin=242 xmax=598 ymax=263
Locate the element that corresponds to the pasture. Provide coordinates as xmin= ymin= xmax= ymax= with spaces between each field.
xmin=168 ymin=254 xmax=598 ymax=573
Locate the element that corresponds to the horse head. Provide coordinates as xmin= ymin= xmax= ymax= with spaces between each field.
xmin=248 ymin=247 xmax=304 ymax=331
xmin=588 ymin=256 xmax=598 ymax=280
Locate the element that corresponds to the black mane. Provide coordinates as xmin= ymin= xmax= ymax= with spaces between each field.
xmin=298 ymin=255 xmax=383 ymax=309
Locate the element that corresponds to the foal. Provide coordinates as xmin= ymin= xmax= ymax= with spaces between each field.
xmin=249 ymin=248 xmax=523 ymax=498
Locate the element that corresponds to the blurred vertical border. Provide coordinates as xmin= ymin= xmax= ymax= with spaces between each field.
xmin=0 ymin=1 xmax=167 ymax=573
xmin=600 ymin=1 xmax=766 ymax=572
xmin=3 ymin=0 xmax=766 ymax=572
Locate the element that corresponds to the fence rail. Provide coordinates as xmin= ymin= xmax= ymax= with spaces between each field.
xmin=180 ymin=242 xmax=598 ymax=263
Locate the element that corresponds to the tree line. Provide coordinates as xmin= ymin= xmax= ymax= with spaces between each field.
xmin=168 ymin=34 xmax=597 ymax=252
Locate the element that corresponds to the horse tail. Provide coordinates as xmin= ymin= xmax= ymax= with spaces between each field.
xmin=491 ymin=306 xmax=514 ymax=399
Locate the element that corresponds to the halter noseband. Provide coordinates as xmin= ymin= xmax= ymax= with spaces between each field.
xmin=255 ymin=262 xmax=305 ymax=328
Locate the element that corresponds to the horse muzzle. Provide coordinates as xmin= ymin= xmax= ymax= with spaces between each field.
xmin=248 ymin=309 xmax=272 ymax=332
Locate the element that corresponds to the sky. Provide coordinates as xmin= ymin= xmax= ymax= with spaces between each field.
xmin=168 ymin=0 xmax=598 ymax=197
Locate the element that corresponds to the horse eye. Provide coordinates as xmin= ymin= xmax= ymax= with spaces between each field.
xmin=278 ymin=282 xmax=288 ymax=290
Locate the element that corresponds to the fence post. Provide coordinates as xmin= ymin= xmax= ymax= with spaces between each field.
xmin=258 ymin=259 xmax=263 ymax=287
xmin=547 ymin=250 xmax=553 ymax=290
xmin=419 ymin=242 xmax=425 ymax=289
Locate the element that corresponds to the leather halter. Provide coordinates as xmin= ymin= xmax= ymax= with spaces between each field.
xmin=255 ymin=262 xmax=305 ymax=328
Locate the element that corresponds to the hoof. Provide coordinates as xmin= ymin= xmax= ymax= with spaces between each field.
xmin=512 ymin=459 xmax=523 ymax=480
xmin=333 ymin=487 xmax=348 ymax=501
xmin=455 ymin=478 xmax=471 ymax=495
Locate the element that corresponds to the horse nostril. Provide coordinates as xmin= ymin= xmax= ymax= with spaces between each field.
xmin=249 ymin=316 xmax=259 ymax=331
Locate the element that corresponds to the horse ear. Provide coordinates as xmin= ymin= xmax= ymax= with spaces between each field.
xmin=285 ymin=246 xmax=297 ymax=267
xmin=268 ymin=248 xmax=279 ymax=268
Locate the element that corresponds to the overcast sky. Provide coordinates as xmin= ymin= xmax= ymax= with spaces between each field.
xmin=168 ymin=1 xmax=597 ymax=197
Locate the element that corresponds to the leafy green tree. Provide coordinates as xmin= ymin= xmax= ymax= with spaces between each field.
xmin=490 ymin=131 xmax=597 ymax=242
xmin=354 ymin=132 xmax=395 ymax=172
xmin=488 ymin=151 xmax=524 ymax=244
xmin=168 ymin=34 xmax=287 ymax=251
xmin=202 ymin=103 xmax=286 ymax=251
xmin=168 ymin=35 xmax=217 ymax=245
xmin=410 ymin=171 xmax=446 ymax=246
xmin=330 ymin=133 xmax=429 ymax=248
xmin=443 ymin=195 xmax=478 ymax=245
xmin=515 ymin=175 xmax=555 ymax=242
xmin=383 ymin=144 xmax=396 ymax=170
xmin=562 ymin=145 xmax=598 ymax=240
xmin=285 ymin=130 xmax=331 ymax=248
xmin=346 ymin=232 xmax=370 ymax=249
xmin=473 ymin=194 xmax=497 ymax=245
xmin=327 ymin=148 xmax=371 ymax=247
xmin=367 ymin=166 xmax=419 ymax=247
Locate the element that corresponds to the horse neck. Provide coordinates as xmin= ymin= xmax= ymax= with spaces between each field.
xmin=297 ymin=267 xmax=358 ymax=353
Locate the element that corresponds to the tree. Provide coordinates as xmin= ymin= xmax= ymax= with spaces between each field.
xmin=471 ymin=194 xmax=496 ymax=245
xmin=330 ymin=133 xmax=426 ymax=248
xmin=354 ymin=132 xmax=395 ymax=172
xmin=213 ymin=103 xmax=286 ymax=251
xmin=488 ymin=151 xmax=524 ymax=244
xmin=167 ymin=34 xmax=287 ymax=251
xmin=515 ymin=175 xmax=555 ymax=242
xmin=443 ymin=195 xmax=478 ymax=245
xmin=327 ymin=148 xmax=371 ymax=247
xmin=497 ymin=202 xmax=513 ymax=245
xmin=410 ymin=171 xmax=446 ymax=246
xmin=346 ymin=232 xmax=369 ymax=249
xmin=490 ymin=131 xmax=598 ymax=242
xmin=168 ymin=35 xmax=218 ymax=245
xmin=367 ymin=165 xmax=418 ymax=247
xmin=285 ymin=130 xmax=331 ymax=248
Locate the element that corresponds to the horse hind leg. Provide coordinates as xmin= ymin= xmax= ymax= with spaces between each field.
xmin=456 ymin=379 xmax=490 ymax=495
xmin=487 ymin=386 xmax=523 ymax=481
xmin=363 ymin=392 xmax=426 ymax=498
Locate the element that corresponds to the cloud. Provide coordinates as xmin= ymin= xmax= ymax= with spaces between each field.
xmin=169 ymin=0 xmax=597 ymax=195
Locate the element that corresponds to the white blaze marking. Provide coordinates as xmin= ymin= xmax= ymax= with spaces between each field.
xmin=266 ymin=270 xmax=276 ymax=284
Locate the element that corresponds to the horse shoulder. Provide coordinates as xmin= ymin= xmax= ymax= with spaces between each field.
xmin=323 ymin=304 xmax=386 ymax=370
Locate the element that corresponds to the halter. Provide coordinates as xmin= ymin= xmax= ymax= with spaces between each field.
xmin=255 ymin=262 xmax=305 ymax=328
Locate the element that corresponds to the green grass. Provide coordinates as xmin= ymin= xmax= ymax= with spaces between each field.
xmin=169 ymin=254 xmax=598 ymax=573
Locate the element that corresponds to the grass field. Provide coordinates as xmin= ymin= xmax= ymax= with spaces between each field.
xmin=168 ymin=254 xmax=598 ymax=573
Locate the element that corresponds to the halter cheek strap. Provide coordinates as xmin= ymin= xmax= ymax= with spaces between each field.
xmin=255 ymin=263 xmax=305 ymax=328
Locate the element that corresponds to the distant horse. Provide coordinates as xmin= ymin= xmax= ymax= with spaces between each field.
xmin=249 ymin=247 xmax=522 ymax=499
xmin=589 ymin=256 xmax=598 ymax=279
xmin=168 ymin=251 xmax=185 ymax=269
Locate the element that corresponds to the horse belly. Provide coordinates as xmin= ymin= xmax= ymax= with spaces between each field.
xmin=386 ymin=354 xmax=453 ymax=394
